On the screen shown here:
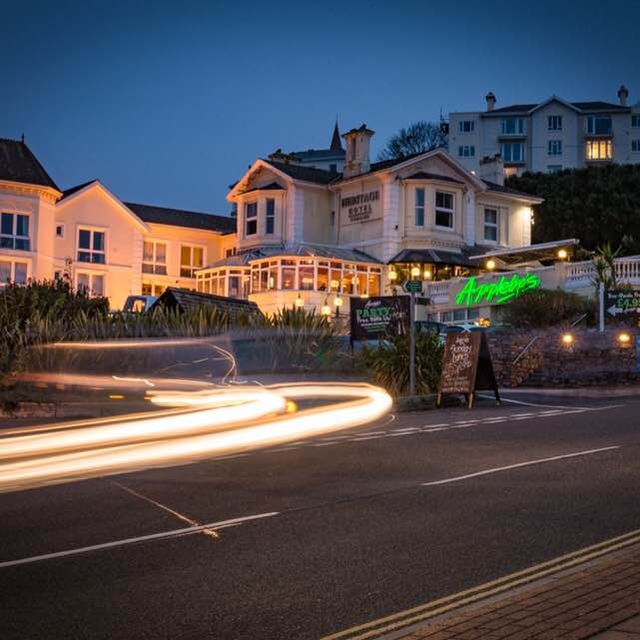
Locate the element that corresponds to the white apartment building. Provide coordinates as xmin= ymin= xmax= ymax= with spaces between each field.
xmin=449 ymin=85 xmax=640 ymax=176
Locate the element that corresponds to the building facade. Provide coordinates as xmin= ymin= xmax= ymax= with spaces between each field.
xmin=449 ymin=85 xmax=640 ymax=176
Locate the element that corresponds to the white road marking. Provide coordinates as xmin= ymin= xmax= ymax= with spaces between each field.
xmin=0 ymin=512 xmax=279 ymax=569
xmin=422 ymin=446 xmax=620 ymax=487
xmin=392 ymin=428 xmax=422 ymax=434
xmin=352 ymin=435 xmax=384 ymax=442
xmin=421 ymin=423 xmax=450 ymax=429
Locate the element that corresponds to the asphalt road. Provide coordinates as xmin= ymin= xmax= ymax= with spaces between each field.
xmin=1 ymin=391 xmax=640 ymax=639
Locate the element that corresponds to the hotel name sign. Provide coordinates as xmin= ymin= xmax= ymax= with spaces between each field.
xmin=341 ymin=190 xmax=380 ymax=224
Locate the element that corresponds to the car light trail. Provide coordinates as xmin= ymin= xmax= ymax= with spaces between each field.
xmin=0 ymin=383 xmax=392 ymax=493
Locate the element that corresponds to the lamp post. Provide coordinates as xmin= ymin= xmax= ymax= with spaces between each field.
xmin=334 ymin=294 xmax=343 ymax=318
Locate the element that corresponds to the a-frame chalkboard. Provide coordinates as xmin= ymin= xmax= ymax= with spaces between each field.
xmin=436 ymin=332 xmax=500 ymax=409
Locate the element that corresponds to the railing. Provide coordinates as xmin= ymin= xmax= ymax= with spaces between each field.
xmin=565 ymin=256 xmax=640 ymax=286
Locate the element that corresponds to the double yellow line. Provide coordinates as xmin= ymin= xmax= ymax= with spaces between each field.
xmin=322 ymin=528 xmax=640 ymax=640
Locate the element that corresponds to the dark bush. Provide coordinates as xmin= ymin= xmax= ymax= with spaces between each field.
xmin=504 ymin=288 xmax=595 ymax=328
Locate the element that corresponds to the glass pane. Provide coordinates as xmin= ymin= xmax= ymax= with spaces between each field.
xmin=92 ymin=253 xmax=105 ymax=264
xmin=485 ymin=226 xmax=498 ymax=241
xmin=92 ymin=232 xmax=104 ymax=251
xmin=317 ymin=267 xmax=329 ymax=292
xmin=14 ymin=263 xmax=27 ymax=284
xmin=142 ymin=264 xmax=153 ymax=274
xmin=0 ymin=261 xmax=11 ymax=282
xmin=485 ymin=209 xmax=497 ymax=224
xmin=453 ymin=309 xmax=466 ymax=322
xmin=416 ymin=188 xmax=424 ymax=207
xmin=281 ymin=267 xmax=295 ymax=289
xmin=266 ymin=199 xmax=275 ymax=216
xmin=260 ymin=269 xmax=269 ymax=292
xmin=368 ymin=273 xmax=380 ymax=297
xmin=143 ymin=242 xmax=154 ymax=262
xmin=299 ymin=266 xmax=314 ymax=290
xmin=193 ymin=247 xmax=203 ymax=267
xmin=155 ymin=265 xmax=167 ymax=275
xmin=78 ymin=251 xmax=91 ymax=262
xmin=79 ymin=229 xmax=91 ymax=249
xmin=343 ymin=270 xmax=355 ymax=294
xmin=16 ymin=215 xmax=29 ymax=237
xmin=181 ymin=246 xmax=191 ymax=266
xmin=251 ymin=270 xmax=259 ymax=293
xmin=1 ymin=213 xmax=13 ymax=236
xmin=330 ymin=270 xmax=341 ymax=292
xmin=77 ymin=273 xmax=89 ymax=290
xmin=15 ymin=238 xmax=29 ymax=251
xmin=229 ymin=276 xmax=239 ymax=298
xmin=92 ymin=275 xmax=104 ymax=295
xmin=268 ymin=267 xmax=277 ymax=289
xmin=266 ymin=217 xmax=274 ymax=234
xmin=357 ymin=273 xmax=367 ymax=294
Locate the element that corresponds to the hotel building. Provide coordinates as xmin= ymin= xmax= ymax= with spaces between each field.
xmin=449 ymin=85 xmax=640 ymax=176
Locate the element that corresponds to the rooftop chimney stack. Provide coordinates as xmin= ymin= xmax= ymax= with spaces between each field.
xmin=479 ymin=154 xmax=505 ymax=187
xmin=618 ymin=84 xmax=629 ymax=106
xmin=342 ymin=124 xmax=375 ymax=179
xmin=485 ymin=92 xmax=496 ymax=112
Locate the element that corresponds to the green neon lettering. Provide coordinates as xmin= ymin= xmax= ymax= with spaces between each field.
xmin=455 ymin=273 xmax=541 ymax=307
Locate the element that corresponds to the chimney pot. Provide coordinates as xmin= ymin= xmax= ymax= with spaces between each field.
xmin=618 ymin=84 xmax=629 ymax=106
xmin=485 ymin=92 xmax=496 ymax=112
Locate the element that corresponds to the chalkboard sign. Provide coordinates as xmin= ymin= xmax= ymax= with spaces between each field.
xmin=350 ymin=296 xmax=410 ymax=342
xmin=437 ymin=332 xmax=499 ymax=408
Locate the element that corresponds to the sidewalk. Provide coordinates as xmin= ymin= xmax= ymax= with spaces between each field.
xmin=398 ymin=546 xmax=640 ymax=640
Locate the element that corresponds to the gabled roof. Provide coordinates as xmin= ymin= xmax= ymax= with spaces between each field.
xmin=482 ymin=180 xmax=543 ymax=200
xmin=264 ymin=160 xmax=339 ymax=185
xmin=151 ymin=287 xmax=260 ymax=316
xmin=484 ymin=99 xmax=629 ymax=116
xmin=0 ymin=138 xmax=59 ymax=191
xmin=125 ymin=202 xmax=236 ymax=234
xmin=60 ymin=179 xmax=99 ymax=200
xmin=242 ymin=182 xmax=285 ymax=194
xmin=403 ymin=171 xmax=465 ymax=185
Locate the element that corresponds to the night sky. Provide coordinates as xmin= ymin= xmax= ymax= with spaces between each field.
xmin=3 ymin=0 xmax=639 ymax=215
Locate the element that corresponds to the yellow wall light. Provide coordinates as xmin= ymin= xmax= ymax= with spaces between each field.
xmin=561 ymin=333 xmax=574 ymax=346
xmin=486 ymin=259 xmax=496 ymax=271
xmin=617 ymin=332 xmax=632 ymax=345
xmin=411 ymin=266 xmax=421 ymax=278
xmin=557 ymin=248 xmax=568 ymax=260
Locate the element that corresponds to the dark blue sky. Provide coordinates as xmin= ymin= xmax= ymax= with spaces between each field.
xmin=4 ymin=0 xmax=639 ymax=214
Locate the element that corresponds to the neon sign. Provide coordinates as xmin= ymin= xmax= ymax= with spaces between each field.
xmin=455 ymin=273 xmax=541 ymax=307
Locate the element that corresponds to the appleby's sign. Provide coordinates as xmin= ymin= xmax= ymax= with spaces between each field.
xmin=350 ymin=295 xmax=409 ymax=341
xmin=455 ymin=272 xmax=541 ymax=307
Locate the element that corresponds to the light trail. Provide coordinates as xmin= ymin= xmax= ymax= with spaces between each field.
xmin=0 ymin=383 xmax=392 ymax=493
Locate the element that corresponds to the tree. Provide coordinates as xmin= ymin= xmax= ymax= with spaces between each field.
xmin=378 ymin=121 xmax=448 ymax=161
xmin=505 ymin=164 xmax=640 ymax=254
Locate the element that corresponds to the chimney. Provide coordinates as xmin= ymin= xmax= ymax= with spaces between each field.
xmin=618 ymin=84 xmax=629 ymax=106
xmin=485 ymin=92 xmax=496 ymax=112
xmin=479 ymin=154 xmax=505 ymax=187
xmin=342 ymin=124 xmax=375 ymax=179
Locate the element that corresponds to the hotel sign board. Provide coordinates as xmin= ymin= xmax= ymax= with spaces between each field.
xmin=606 ymin=290 xmax=640 ymax=317
xmin=350 ymin=295 xmax=409 ymax=341
xmin=341 ymin=190 xmax=380 ymax=224
xmin=437 ymin=332 xmax=499 ymax=409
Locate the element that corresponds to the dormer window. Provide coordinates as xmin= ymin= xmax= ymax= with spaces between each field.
xmin=245 ymin=202 xmax=258 ymax=236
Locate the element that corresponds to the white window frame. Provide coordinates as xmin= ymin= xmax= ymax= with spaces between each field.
xmin=458 ymin=145 xmax=475 ymax=158
xmin=548 ymin=140 xmax=562 ymax=156
xmin=500 ymin=142 xmax=525 ymax=163
xmin=500 ymin=118 xmax=526 ymax=135
xmin=458 ymin=120 xmax=475 ymax=133
xmin=483 ymin=208 xmax=499 ymax=243
xmin=0 ymin=259 xmax=29 ymax=285
xmin=632 ymin=115 xmax=640 ymax=128
xmin=586 ymin=139 xmax=612 ymax=161
xmin=632 ymin=140 xmax=640 ymax=153
xmin=265 ymin=198 xmax=275 ymax=235
xmin=415 ymin=188 xmax=425 ymax=227
xmin=76 ymin=271 xmax=105 ymax=297
xmin=548 ymin=115 xmax=563 ymax=131
xmin=179 ymin=243 xmax=205 ymax=278
xmin=245 ymin=201 xmax=258 ymax=237
xmin=586 ymin=115 xmax=612 ymax=135
xmin=55 ymin=223 xmax=65 ymax=238
xmin=0 ymin=211 xmax=31 ymax=251
xmin=434 ymin=191 xmax=455 ymax=230
xmin=77 ymin=226 xmax=106 ymax=264
xmin=142 ymin=240 xmax=168 ymax=275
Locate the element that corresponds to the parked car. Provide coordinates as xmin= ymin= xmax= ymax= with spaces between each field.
xmin=121 ymin=295 xmax=157 ymax=314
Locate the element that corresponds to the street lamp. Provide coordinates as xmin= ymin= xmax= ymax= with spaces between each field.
xmin=295 ymin=294 xmax=304 ymax=308
xmin=561 ymin=332 xmax=574 ymax=346
xmin=334 ymin=295 xmax=343 ymax=318
xmin=321 ymin=299 xmax=331 ymax=317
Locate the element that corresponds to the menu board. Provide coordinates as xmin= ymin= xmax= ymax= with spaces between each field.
xmin=437 ymin=332 xmax=499 ymax=408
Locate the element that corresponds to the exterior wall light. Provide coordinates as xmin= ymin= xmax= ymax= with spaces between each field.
xmin=486 ymin=259 xmax=496 ymax=271
xmin=411 ymin=266 xmax=421 ymax=278
xmin=321 ymin=302 xmax=331 ymax=316
xmin=557 ymin=249 xmax=568 ymax=260
xmin=561 ymin=333 xmax=574 ymax=346
xmin=618 ymin=332 xmax=632 ymax=345
xmin=388 ymin=269 xmax=398 ymax=281
xmin=423 ymin=269 xmax=432 ymax=280
xmin=295 ymin=295 xmax=304 ymax=308
xmin=334 ymin=296 xmax=343 ymax=308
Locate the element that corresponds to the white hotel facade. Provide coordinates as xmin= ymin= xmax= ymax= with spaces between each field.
xmin=4 ymin=124 xmax=638 ymax=325
xmin=449 ymin=85 xmax=640 ymax=176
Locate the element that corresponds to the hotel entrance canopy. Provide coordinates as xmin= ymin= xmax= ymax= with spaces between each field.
xmin=470 ymin=239 xmax=581 ymax=267
xmin=388 ymin=248 xmax=479 ymax=268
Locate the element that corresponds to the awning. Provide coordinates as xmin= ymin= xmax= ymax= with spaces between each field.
xmin=470 ymin=239 xmax=581 ymax=266
xmin=388 ymin=248 xmax=479 ymax=268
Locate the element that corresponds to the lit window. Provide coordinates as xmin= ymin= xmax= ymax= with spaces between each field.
xmin=0 ymin=260 xmax=28 ymax=285
xmin=548 ymin=165 xmax=563 ymax=174
xmin=180 ymin=245 xmax=203 ymax=278
xmin=245 ymin=202 xmax=257 ymax=236
xmin=76 ymin=272 xmax=104 ymax=296
xmin=586 ymin=139 xmax=612 ymax=160
xmin=500 ymin=118 xmax=525 ymax=135
xmin=586 ymin=115 xmax=612 ymax=135
xmin=458 ymin=145 xmax=475 ymax=157
xmin=632 ymin=140 xmax=640 ymax=153
xmin=415 ymin=188 xmax=425 ymax=227
xmin=459 ymin=120 xmax=475 ymax=133
xmin=265 ymin=198 xmax=275 ymax=235
xmin=500 ymin=142 xmax=525 ymax=163
xmin=435 ymin=191 xmax=454 ymax=228
xmin=77 ymin=228 xmax=105 ymax=264
xmin=142 ymin=241 xmax=167 ymax=275
xmin=548 ymin=140 xmax=562 ymax=156
xmin=632 ymin=115 xmax=640 ymax=128
xmin=484 ymin=208 xmax=499 ymax=242
xmin=0 ymin=212 xmax=30 ymax=251
xmin=548 ymin=115 xmax=563 ymax=131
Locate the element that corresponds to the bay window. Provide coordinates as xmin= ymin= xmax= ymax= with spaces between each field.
xmin=1 ymin=212 xmax=30 ymax=251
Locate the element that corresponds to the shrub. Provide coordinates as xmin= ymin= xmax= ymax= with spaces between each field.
xmin=359 ymin=330 xmax=443 ymax=396
xmin=503 ymin=288 xmax=595 ymax=328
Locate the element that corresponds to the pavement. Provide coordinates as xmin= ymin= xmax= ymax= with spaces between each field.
xmin=1 ymin=387 xmax=640 ymax=639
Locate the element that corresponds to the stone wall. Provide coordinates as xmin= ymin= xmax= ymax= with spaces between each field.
xmin=487 ymin=329 xmax=639 ymax=387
